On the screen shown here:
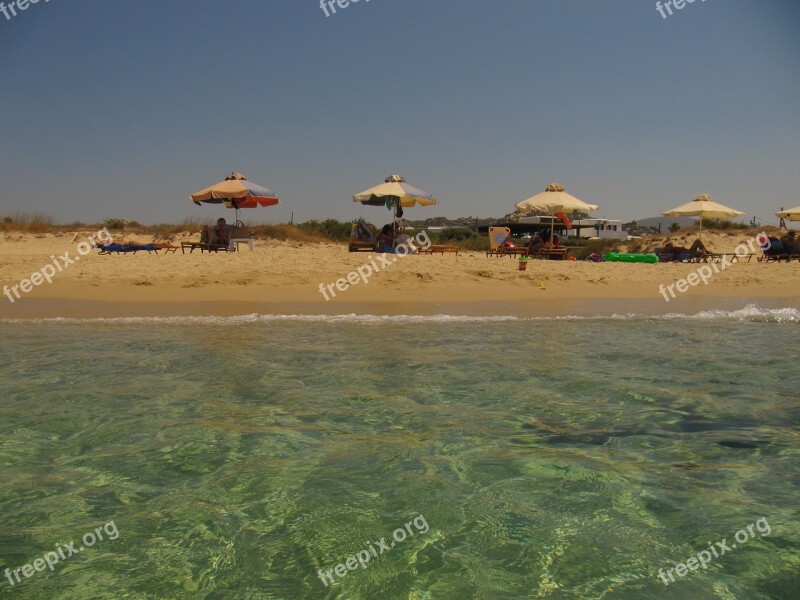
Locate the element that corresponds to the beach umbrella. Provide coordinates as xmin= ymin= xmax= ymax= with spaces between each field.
xmin=662 ymin=194 xmax=744 ymax=239
xmin=191 ymin=172 xmax=279 ymax=224
xmin=353 ymin=174 xmax=438 ymax=234
xmin=515 ymin=183 xmax=599 ymax=242
xmin=776 ymin=206 xmax=800 ymax=221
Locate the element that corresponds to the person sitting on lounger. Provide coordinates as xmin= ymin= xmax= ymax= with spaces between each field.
xmin=781 ymin=231 xmax=798 ymax=254
xmin=764 ymin=236 xmax=783 ymax=255
xmin=377 ymin=224 xmax=396 ymax=253
xmin=394 ymin=226 xmax=413 ymax=251
xmin=544 ymin=235 xmax=562 ymax=250
xmin=527 ymin=233 xmax=544 ymax=255
xmin=356 ymin=223 xmax=376 ymax=242
xmin=213 ymin=218 xmax=230 ymax=246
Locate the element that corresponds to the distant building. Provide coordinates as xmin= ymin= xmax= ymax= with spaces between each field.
xmin=518 ymin=216 xmax=629 ymax=239
xmin=565 ymin=219 xmax=628 ymax=240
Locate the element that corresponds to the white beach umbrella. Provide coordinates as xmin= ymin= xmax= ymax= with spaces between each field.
xmin=663 ymin=194 xmax=744 ymax=239
xmin=353 ymin=174 xmax=437 ymax=234
xmin=353 ymin=174 xmax=438 ymax=208
xmin=776 ymin=205 xmax=800 ymax=221
xmin=515 ymin=183 xmax=599 ymax=242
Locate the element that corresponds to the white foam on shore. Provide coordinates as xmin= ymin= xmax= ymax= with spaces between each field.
xmin=2 ymin=305 xmax=798 ymax=325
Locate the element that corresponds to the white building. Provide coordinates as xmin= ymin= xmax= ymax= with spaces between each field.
xmin=517 ymin=216 xmax=629 ymax=239
xmin=565 ymin=219 xmax=628 ymax=240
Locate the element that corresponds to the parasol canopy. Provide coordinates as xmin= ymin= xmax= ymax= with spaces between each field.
xmin=191 ymin=172 xmax=279 ymax=223
xmin=515 ymin=183 xmax=598 ymax=242
xmin=776 ymin=206 xmax=800 ymax=222
xmin=663 ymin=194 xmax=744 ymax=239
xmin=353 ymin=174 xmax=438 ymax=208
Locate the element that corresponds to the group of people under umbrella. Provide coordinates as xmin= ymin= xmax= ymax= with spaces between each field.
xmin=187 ymin=172 xmax=797 ymax=252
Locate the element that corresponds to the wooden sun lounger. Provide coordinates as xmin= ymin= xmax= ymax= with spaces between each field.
xmin=657 ymin=252 xmax=705 ymax=263
xmin=349 ymin=223 xmax=379 ymax=252
xmin=758 ymin=252 xmax=800 ymax=263
xmin=181 ymin=241 xmax=228 ymax=254
xmin=714 ymin=253 xmax=756 ymax=263
xmin=349 ymin=241 xmax=378 ymax=253
xmin=491 ymin=246 xmax=529 ymax=257
xmin=419 ymin=245 xmax=459 ymax=255
xmin=530 ymin=248 xmax=568 ymax=260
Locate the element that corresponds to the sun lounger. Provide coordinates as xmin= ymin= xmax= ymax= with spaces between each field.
xmin=758 ymin=251 xmax=799 ymax=263
xmin=181 ymin=241 xmax=228 ymax=254
xmin=182 ymin=225 xmax=230 ymax=254
xmin=656 ymin=249 xmax=706 ymax=263
xmin=98 ymin=243 xmax=177 ymax=255
xmin=530 ymin=248 xmax=568 ymax=260
xmin=487 ymin=227 xmax=523 ymax=257
xmin=419 ymin=245 xmax=459 ymax=255
xmin=497 ymin=246 xmax=530 ymax=257
xmin=706 ymin=252 xmax=755 ymax=263
xmin=349 ymin=223 xmax=378 ymax=252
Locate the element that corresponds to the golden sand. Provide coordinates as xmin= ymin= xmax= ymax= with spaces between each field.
xmin=1 ymin=231 xmax=798 ymax=318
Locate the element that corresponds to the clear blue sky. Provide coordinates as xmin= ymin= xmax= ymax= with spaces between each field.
xmin=1 ymin=0 xmax=798 ymax=225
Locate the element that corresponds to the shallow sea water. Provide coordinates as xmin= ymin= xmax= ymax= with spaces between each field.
xmin=0 ymin=307 xmax=798 ymax=599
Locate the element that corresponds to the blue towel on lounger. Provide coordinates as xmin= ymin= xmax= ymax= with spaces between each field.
xmin=99 ymin=244 xmax=157 ymax=253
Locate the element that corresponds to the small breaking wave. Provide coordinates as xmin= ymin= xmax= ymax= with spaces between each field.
xmin=2 ymin=304 xmax=797 ymax=325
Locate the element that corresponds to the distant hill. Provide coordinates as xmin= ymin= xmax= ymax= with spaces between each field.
xmin=406 ymin=210 xmax=590 ymax=229
xmin=404 ymin=214 xmax=711 ymax=236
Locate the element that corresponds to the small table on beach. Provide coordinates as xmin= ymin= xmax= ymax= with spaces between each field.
xmin=228 ymin=236 xmax=254 ymax=252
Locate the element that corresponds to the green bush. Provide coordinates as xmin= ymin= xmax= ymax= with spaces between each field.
xmin=103 ymin=218 xmax=127 ymax=230
xmin=296 ymin=219 xmax=353 ymax=242
xmin=704 ymin=219 xmax=749 ymax=230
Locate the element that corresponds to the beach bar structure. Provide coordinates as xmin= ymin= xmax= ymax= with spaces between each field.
xmin=560 ymin=218 xmax=629 ymax=240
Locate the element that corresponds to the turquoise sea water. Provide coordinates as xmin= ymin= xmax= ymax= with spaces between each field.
xmin=0 ymin=306 xmax=798 ymax=599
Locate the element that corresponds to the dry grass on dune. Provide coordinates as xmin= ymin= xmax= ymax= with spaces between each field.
xmin=1 ymin=212 xmax=61 ymax=233
xmin=0 ymin=212 xmax=786 ymax=252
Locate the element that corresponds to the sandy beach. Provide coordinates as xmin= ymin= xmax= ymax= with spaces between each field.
xmin=2 ymin=230 xmax=798 ymax=319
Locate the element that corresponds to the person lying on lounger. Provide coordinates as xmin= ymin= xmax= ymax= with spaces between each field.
xmin=660 ymin=239 xmax=708 ymax=257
